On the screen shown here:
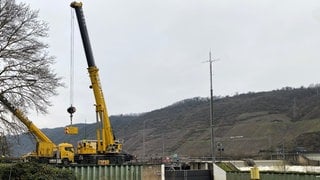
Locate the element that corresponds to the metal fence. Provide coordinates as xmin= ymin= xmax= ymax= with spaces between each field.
xmin=227 ymin=172 xmax=320 ymax=180
xmin=66 ymin=164 xmax=320 ymax=180
xmin=67 ymin=165 xmax=142 ymax=180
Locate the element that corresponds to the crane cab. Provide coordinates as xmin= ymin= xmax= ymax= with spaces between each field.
xmin=77 ymin=140 xmax=97 ymax=154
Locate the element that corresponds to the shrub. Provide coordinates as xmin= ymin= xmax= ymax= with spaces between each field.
xmin=0 ymin=162 xmax=76 ymax=180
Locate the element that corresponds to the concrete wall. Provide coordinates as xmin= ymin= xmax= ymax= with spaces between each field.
xmin=190 ymin=161 xmax=210 ymax=170
xmin=214 ymin=163 xmax=226 ymax=180
xmin=305 ymin=153 xmax=320 ymax=161
xmin=227 ymin=171 xmax=320 ymax=180
xmin=229 ymin=160 xmax=320 ymax=173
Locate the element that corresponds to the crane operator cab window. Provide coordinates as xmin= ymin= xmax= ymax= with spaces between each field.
xmin=65 ymin=147 xmax=74 ymax=153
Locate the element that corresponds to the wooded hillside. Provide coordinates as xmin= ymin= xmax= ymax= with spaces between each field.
xmin=9 ymin=86 xmax=320 ymax=160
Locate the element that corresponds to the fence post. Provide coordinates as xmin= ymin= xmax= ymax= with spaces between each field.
xmin=161 ymin=164 xmax=165 ymax=180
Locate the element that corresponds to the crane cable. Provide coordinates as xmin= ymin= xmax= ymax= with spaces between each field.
xmin=67 ymin=8 xmax=76 ymax=125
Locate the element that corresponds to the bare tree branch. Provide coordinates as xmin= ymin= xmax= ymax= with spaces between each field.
xmin=0 ymin=0 xmax=63 ymax=135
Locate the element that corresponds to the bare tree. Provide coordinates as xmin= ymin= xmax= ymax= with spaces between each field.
xmin=0 ymin=0 xmax=63 ymax=134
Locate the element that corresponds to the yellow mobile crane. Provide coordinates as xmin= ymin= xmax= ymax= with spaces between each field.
xmin=0 ymin=94 xmax=74 ymax=165
xmin=71 ymin=2 xmax=132 ymax=164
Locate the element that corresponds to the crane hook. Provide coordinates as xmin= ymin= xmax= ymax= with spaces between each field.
xmin=67 ymin=105 xmax=76 ymax=125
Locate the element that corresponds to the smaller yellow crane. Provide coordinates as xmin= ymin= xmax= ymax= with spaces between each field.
xmin=0 ymin=94 xmax=75 ymax=165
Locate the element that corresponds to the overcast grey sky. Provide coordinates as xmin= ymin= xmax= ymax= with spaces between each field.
xmin=17 ymin=0 xmax=320 ymax=128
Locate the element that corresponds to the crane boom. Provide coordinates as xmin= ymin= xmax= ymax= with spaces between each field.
xmin=71 ymin=2 xmax=120 ymax=154
xmin=0 ymin=94 xmax=75 ymax=164
xmin=0 ymin=94 xmax=52 ymax=143
xmin=70 ymin=2 xmax=95 ymax=68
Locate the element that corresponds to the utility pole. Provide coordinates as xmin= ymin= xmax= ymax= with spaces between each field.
xmin=292 ymin=97 xmax=297 ymax=121
xmin=206 ymin=51 xmax=218 ymax=178
xmin=143 ymin=120 xmax=146 ymax=163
